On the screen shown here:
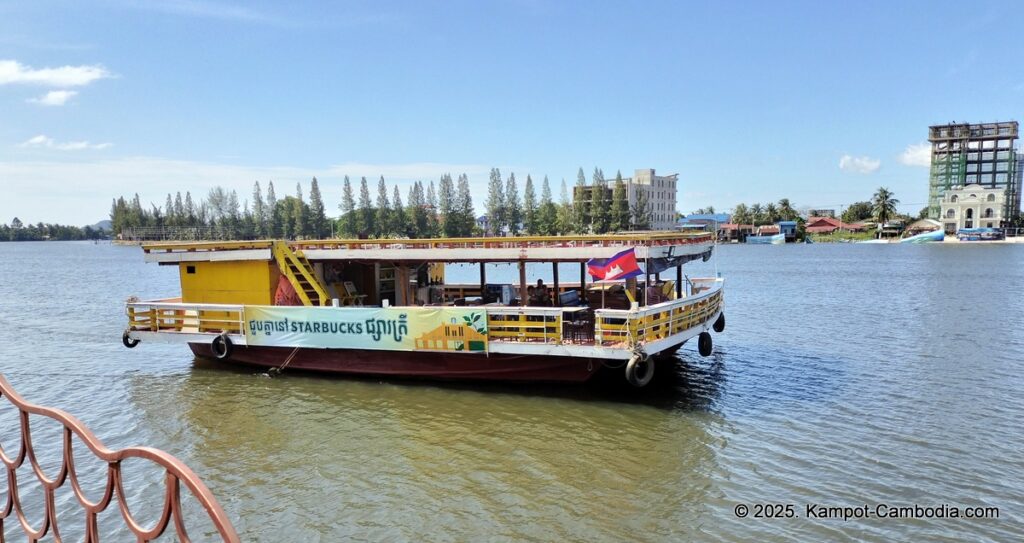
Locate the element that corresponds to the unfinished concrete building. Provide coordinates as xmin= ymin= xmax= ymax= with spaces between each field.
xmin=927 ymin=121 xmax=1020 ymax=223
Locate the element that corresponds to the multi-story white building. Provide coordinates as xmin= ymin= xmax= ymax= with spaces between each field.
xmin=628 ymin=169 xmax=679 ymax=230
xmin=573 ymin=168 xmax=679 ymax=231
xmin=939 ymin=184 xmax=1006 ymax=233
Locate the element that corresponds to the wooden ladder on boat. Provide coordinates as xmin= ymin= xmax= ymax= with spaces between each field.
xmin=272 ymin=241 xmax=330 ymax=306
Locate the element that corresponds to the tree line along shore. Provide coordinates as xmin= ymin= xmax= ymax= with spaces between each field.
xmin=106 ymin=168 xmax=656 ymax=241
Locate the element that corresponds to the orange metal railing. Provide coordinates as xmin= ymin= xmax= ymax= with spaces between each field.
xmin=0 ymin=375 xmax=239 ymax=542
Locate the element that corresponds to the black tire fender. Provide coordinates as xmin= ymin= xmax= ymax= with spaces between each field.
xmin=713 ymin=313 xmax=725 ymax=333
xmin=122 ymin=330 xmax=140 ymax=349
xmin=698 ymin=332 xmax=713 ymax=357
xmin=625 ymin=354 xmax=654 ymax=387
xmin=211 ymin=334 xmax=233 ymax=360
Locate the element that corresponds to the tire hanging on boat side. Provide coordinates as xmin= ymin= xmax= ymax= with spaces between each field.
xmin=698 ymin=332 xmax=713 ymax=357
xmin=625 ymin=353 xmax=654 ymax=387
xmin=122 ymin=330 xmax=139 ymax=349
xmin=211 ymin=333 xmax=233 ymax=360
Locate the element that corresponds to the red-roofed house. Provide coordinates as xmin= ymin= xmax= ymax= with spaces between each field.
xmin=719 ymin=223 xmax=754 ymax=242
xmin=805 ymin=216 xmax=866 ymax=234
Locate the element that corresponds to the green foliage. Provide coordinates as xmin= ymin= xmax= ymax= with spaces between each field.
xmin=536 ymin=176 xmax=558 ymax=236
xmin=485 ymin=168 xmax=505 ymax=235
xmin=842 ymin=201 xmax=873 ymax=224
xmin=375 ymin=176 xmax=392 ymax=237
xmin=523 ymin=174 xmax=537 ymax=234
xmin=407 ymin=181 xmax=429 ymax=237
xmin=392 ymin=185 xmax=408 ymax=236
xmin=505 ymin=172 xmax=522 ymax=234
xmin=265 ymin=182 xmax=280 ymax=237
xmin=426 ymin=181 xmax=439 ymax=237
xmin=611 ymin=171 xmax=629 ymax=232
xmin=590 ymin=168 xmax=610 ymax=233
xmin=453 ymin=174 xmax=476 ymax=236
xmin=749 ymin=203 xmax=764 ymax=225
xmin=438 ymin=174 xmax=456 ymax=237
xmin=777 ymin=198 xmax=798 ymax=221
xmin=572 ymin=167 xmax=588 ymax=233
xmin=357 ymin=177 xmax=373 ymax=236
xmin=557 ymin=179 xmax=572 ymax=234
xmin=291 ymin=183 xmax=306 ymax=239
xmin=732 ymin=203 xmax=751 ymax=225
xmin=308 ymin=177 xmax=328 ymax=238
xmin=630 ymin=186 xmax=651 ymax=230
xmin=872 ymin=187 xmax=899 ymax=226
xmin=108 ymin=165 xmax=683 ymax=242
xmin=1 ymin=217 xmax=104 ymax=241
xmin=339 ymin=176 xmax=356 ymax=237
xmin=251 ymin=182 xmax=266 ymax=237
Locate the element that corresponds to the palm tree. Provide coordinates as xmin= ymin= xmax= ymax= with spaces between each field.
xmin=872 ymin=187 xmax=899 ymax=226
xmin=764 ymin=203 xmax=779 ymax=224
xmin=872 ymin=187 xmax=899 ymax=238
xmin=750 ymin=203 xmax=764 ymax=225
xmin=732 ymin=203 xmax=751 ymax=225
xmin=777 ymin=198 xmax=797 ymax=221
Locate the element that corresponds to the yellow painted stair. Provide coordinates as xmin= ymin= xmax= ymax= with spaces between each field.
xmin=272 ymin=241 xmax=330 ymax=306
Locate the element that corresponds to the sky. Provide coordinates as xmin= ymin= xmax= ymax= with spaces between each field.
xmin=2 ymin=0 xmax=1023 ymax=225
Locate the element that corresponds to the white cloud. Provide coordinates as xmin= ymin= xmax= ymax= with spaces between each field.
xmin=899 ymin=143 xmax=931 ymax=167
xmin=0 ymin=59 xmax=111 ymax=87
xmin=18 ymin=135 xmax=113 ymax=151
xmin=27 ymin=90 xmax=78 ymax=106
xmin=838 ymin=154 xmax=881 ymax=174
xmin=0 ymin=157 xmax=493 ymax=224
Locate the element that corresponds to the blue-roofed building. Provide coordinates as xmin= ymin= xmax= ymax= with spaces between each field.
xmin=778 ymin=220 xmax=798 ymax=242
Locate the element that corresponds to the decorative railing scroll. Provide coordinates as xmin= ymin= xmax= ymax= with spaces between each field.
xmin=0 ymin=375 xmax=239 ymax=542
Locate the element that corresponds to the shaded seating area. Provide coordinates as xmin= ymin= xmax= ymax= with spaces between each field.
xmin=331 ymin=281 xmax=367 ymax=306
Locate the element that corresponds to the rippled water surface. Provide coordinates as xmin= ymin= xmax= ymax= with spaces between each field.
xmin=1 ymin=241 xmax=1023 ymax=541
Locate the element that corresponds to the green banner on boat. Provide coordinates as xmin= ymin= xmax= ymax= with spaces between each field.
xmin=244 ymin=306 xmax=488 ymax=353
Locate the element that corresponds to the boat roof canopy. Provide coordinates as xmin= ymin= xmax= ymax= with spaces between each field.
xmin=141 ymin=232 xmax=714 ymax=264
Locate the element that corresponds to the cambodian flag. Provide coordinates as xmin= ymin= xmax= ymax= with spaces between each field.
xmin=587 ymin=248 xmax=643 ymax=281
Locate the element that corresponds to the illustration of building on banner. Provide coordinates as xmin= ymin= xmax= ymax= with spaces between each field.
xmin=415 ymin=312 xmax=488 ymax=352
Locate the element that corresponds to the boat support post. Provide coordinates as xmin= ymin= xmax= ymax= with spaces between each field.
xmin=552 ymin=262 xmax=560 ymax=307
xmin=518 ymin=261 xmax=527 ymax=307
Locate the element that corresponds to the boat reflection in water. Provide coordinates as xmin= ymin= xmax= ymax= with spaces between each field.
xmin=124 ymin=354 xmax=727 ymax=541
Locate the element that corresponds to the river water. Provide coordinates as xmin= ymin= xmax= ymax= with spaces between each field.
xmin=0 ymin=241 xmax=1022 ymax=542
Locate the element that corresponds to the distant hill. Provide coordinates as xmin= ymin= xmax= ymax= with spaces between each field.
xmin=90 ymin=220 xmax=113 ymax=231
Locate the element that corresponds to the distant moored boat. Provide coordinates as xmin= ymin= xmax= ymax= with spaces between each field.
xmin=900 ymin=229 xmax=944 ymax=243
xmin=745 ymin=233 xmax=785 ymax=245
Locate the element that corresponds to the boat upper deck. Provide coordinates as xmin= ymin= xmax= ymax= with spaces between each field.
xmin=141 ymin=232 xmax=713 ymax=264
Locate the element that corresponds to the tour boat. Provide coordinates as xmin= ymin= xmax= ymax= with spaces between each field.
xmin=122 ymin=233 xmax=725 ymax=387
xmin=745 ymin=233 xmax=785 ymax=245
xmin=900 ymin=229 xmax=944 ymax=243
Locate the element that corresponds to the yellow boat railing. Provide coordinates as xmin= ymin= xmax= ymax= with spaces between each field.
xmin=127 ymin=300 xmax=245 ymax=334
xmin=486 ymin=307 xmax=566 ymax=344
xmin=594 ymin=279 xmax=724 ymax=347
xmin=126 ymin=280 xmax=722 ymax=350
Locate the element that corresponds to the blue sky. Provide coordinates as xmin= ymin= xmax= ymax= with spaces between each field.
xmin=2 ymin=0 xmax=1022 ymax=225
